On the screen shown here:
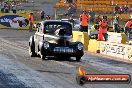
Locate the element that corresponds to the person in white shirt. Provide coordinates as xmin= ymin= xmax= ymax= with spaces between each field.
xmin=12 ymin=2 xmax=16 ymax=14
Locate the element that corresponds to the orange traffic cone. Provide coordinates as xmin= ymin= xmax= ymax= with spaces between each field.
xmin=98 ymin=28 xmax=104 ymax=41
xmin=98 ymin=33 xmax=104 ymax=41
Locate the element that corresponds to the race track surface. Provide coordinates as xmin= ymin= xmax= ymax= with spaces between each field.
xmin=0 ymin=29 xmax=132 ymax=88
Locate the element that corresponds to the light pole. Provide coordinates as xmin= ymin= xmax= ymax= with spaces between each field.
xmin=19 ymin=3 xmax=21 ymax=10
xmin=32 ymin=0 xmax=34 ymax=11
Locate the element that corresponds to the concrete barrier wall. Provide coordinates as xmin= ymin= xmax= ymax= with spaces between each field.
xmin=107 ymin=32 xmax=127 ymax=44
xmin=88 ymin=39 xmax=100 ymax=53
xmin=86 ymin=32 xmax=131 ymax=61
xmin=100 ymin=41 xmax=132 ymax=61
xmin=72 ymin=31 xmax=89 ymax=50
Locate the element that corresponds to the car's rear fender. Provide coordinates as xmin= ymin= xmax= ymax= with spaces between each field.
xmin=29 ymin=36 xmax=35 ymax=47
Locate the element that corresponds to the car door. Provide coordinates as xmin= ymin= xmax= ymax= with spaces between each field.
xmin=34 ymin=23 xmax=44 ymax=52
xmin=38 ymin=23 xmax=44 ymax=42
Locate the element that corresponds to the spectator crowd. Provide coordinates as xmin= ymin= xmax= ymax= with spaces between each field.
xmin=80 ymin=10 xmax=132 ymax=41
xmin=0 ymin=1 xmax=17 ymax=14
xmin=114 ymin=4 xmax=132 ymax=14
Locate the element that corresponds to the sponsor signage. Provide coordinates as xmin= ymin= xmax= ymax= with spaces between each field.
xmin=100 ymin=42 xmax=132 ymax=61
xmin=0 ymin=14 xmax=29 ymax=29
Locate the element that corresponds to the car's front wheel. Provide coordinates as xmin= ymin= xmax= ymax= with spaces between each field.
xmin=40 ymin=53 xmax=46 ymax=60
xmin=39 ymin=48 xmax=46 ymax=60
xmin=76 ymin=57 xmax=81 ymax=62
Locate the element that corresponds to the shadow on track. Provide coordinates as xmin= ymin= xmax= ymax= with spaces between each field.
xmin=43 ymin=57 xmax=79 ymax=62
xmin=36 ymin=69 xmax=72 ymax=74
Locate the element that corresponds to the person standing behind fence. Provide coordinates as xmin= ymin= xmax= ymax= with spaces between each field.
xmin=124 ymin=5 xmax=128 ymax=13
xmin=65 ymin=3 xmax=77 ymax=16
xmin=98 ymin=16 xmax=108 ymax=41
xmin=94 ymin=15 xmax=101 ymax=25
xmin=113 ymin=16 xmax=120 ymax=33
xmin=120 ymin=5 xmax=125 ymax=14
xmin=1 ymin=2 xmax=5 ymax=12
xmin=40 ymin=11 xmax=45 ymax=20
xmin=28 ymin=12 xmax=34 ymax=32
xmin=114 ymin=4 xmax=119 ymax=14
xmin=68 ymin=16 xmax=74 ymax=27
xmin=79 ymin=10 xmax=90 ymax=32
xmin=89 ymin=9 xmax=95 ymax=24
xmin=12 ymin=2 xmax=17 ymax=14
xmin=4 ymin=2 xmax=9 ymax=13
xmin=45 ymin=15 xmax=51 ymax=20
xmin=90 ymin=24 xmax=99 ymax=40
xmin=124 ymin=19 xmax=132 ymax=40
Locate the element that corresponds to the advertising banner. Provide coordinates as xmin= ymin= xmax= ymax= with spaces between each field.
xmin=0 ymin=13 xmax=29 ymax=29
xmin=100 ymin=41 xmax=132 ymax=61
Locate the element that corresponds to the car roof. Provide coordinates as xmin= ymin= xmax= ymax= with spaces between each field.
xmin=61 ymin=19 xmax=78 ymax=20
xmin=41 ymin=20 xmax=72 ymax=25
xmin=61 ymin=19 xmax=80 ymax=22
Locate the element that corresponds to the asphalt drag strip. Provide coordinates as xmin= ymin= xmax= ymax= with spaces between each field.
xmin=0 ymin=29 xmax=132 ymax=88
xmin=0 ymin=54 xmax=68 ymax=88
xmin=0 ymin=70 xmax=30 ymax=88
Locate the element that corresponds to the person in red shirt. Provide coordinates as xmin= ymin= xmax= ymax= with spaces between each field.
xmin=29 ymin=12 xmax=34 ymax=32
xmin=98 ymin=16 xmax=108 ymax=41
xmin=124 ymin=19 xmax=132 ymax=40
xmin=79 ymin=10 xmax=90 ymax=32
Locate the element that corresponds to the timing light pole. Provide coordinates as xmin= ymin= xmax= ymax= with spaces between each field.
xmin=32 ymin=0 xmax=34 ymax=10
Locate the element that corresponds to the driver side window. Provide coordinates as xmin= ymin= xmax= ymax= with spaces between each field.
xmin=44 ymin=25 xmax=56 ymax=35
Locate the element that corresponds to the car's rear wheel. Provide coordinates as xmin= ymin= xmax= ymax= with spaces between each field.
xmin=29 ymin=36 xmax=36 ymax=57
xmin=76 ymin=57 xmax=81 ymax=62
xmin=29 ymin=46 xmax=36 ymax=57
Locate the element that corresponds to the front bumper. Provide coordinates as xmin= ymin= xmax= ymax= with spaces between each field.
xmin=42 ymin=47 xmax=84 ymax=57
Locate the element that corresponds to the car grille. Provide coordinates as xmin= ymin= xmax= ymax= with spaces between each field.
xmin=54 ymin=47 xmax=73 ymax=53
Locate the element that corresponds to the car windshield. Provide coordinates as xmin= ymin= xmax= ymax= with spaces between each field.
xmin=74 ymin=19 xmax=80 ymax=25
xmin=61 ymin=19 xmax=80 ymax=25
xmin=44 ymin=22 xmax=72 ymax=36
